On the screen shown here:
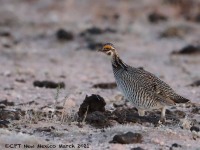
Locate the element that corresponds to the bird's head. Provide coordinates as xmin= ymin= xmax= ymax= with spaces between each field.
xmin=98 ymin=43 xmax=116 ymax=57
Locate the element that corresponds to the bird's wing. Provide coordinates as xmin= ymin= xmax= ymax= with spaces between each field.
xmin=126 ymin=67 xmax=189 ymax=102
xmin=139 ymin=86 xmax=175 ymax=106
xmin=121 ymin=70 xmax=175 ymax=105
xmin=128 ymin=67 xmax=190 ymax=103
xmin=128 ymin=67 xmax=172 ymax=94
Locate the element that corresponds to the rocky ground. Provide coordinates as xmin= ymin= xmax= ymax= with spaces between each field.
xmin=0 ymin=0 xmax=200 ymax=149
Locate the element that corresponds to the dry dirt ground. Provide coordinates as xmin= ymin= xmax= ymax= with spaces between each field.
xmin=0 ymin=0 xmax=200 ymax=150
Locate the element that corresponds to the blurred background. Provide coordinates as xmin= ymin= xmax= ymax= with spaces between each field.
xmin=0 ymin=0 xmax=200 ymax=104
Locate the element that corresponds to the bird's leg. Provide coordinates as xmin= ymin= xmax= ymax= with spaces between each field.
xmin=138 ymin=109 xmax=145 ymax=116
xmin=159 ymin=107 xmax=166 ymax=123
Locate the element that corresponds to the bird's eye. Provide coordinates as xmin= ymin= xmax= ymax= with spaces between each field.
xmin=107 ymin=52 xmax=111 ymax=55
xmin=103 ymin=48 xmax=110 ymax=52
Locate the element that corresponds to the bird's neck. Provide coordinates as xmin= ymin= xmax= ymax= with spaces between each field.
xmin=111 ymin=53 xmax=128 ymax=70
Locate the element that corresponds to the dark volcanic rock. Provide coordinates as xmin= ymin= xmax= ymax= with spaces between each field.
xmin=111 ymin=108 xmax=159 ymax=124
xmin=109 ymin=108 xmax=180 ymax=125
xmin=92 ymin=82 xmax=117 ymax=89
xmin=80 ymin=26 xmax=116 ymax=37
xmin=85 ymin=27 xmax=102 ymax=34
xmin=0 ymin=99 xmax=14 ymax=106
xmin=195 ymin=13 xmax=200 ymax=22
xmin=148 ymin=12 xmax=167 ymax=23
xmin=78 ymin=94 xmax=106 ymax=117
xmin=86 ymin=111 xmax=110 ymax=128
xmin=172 ymin=143 xmax=182 ymax=148
xmin=110 ymin=132 xmax=143 ymax=144
xmin=186 ymin=13 xmax=200 ymax=23
xmin=87 ymin=42 xmax=103 ymax=50
xmin=190 ymin=126 xmax=200 ymax=132
xmin=80 ymin=27 xmax=103 ymax=36
xmin=15 ymin=78 xmax=26 ymax=83
xmin=56 ymin=29 xmax=74 ymax=41
xmin=169 ymin=143 xmax=182 ymax=150
xmin=34 ymin=126 xmax=55 ymax=133
xmin=131 ymin=147 xmax=144 ymax=150
xmin=171 ymin=45 xmax=200 ymax=55
xmin=0 ymin=120 xmax=10 ymax=128
xmin=0 ymin=30 xmax=11 ymax=37
xmin=113 ymin=13 xmax=120 ymax=20
xmin=0 ymin=109 xmax=21 ymax=120
xmin=189 ymin=80 xmax=200 ymax=87
xmin=33 ymin=80 xmax=65 ymax=89
xmin=2 ymin=44 xmax=11 ymax=48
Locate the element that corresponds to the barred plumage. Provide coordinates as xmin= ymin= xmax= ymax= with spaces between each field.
xmin=98 ymin=43 xmax=190 ymax=123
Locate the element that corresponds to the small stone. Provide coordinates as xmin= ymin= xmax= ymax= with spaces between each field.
xmin=0 ymin=120 xmax=10 ymax=128
xmin=56 ymin=29 xmax=74 ymax=41
xmin=3 ymin=44 xmax=11 ymax=48
xmin=0 ymin=109 xmax=21 ymax=120
xmin=171 ymin=45 xmax=200 ymax=55
xmin=33 ymin=80 xmax=65 ymax=89
xmin=0 ymin=99 xmax=14 ymax=106
xmin=189 ymin=80 xmax=200 ymax=87
xmin=80 ymin=27 xmax=103 ymax=36
xmin=55 ymin=106 xmax=64 ymax=110
xmin=172 ymin=143 xmax=181 ymax=147
xmin=148 ymin=12 xmax=167 ymax=23
xmin=87 ymin=42 xmax=103 ymax=50
xmin=15 ymin=78 xmax=26 ymax=83
xmin=0 ymin=31 xmax=11 ymax=37
xmin=34 ymin=126 xmax=55 ymax=133
xmin=80 ymin=26 xmax=116 ymax=37
xmin=190 ymin=126 xmax=200 ymax=132
xmin=113 ymin=13 xmax=120 ymax=20
xmin=110 ymin=132 xmax=142 ymax=144
xmin=195 ymin=13 xmax=200 ymax=23
xmin=131 ymin=147 xmax=144 ymax=150
xmin=92 ymin=82 xmax=117 ymax=89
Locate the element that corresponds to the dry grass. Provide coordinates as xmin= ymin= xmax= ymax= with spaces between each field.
xmin=12 ymin=86 xmax=78 ymax=129
xmin=60 ymin=97 xmax=77 ymax=123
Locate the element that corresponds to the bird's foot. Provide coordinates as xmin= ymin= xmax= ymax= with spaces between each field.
xmin=158 ymin=118 xmax=166 ymax=124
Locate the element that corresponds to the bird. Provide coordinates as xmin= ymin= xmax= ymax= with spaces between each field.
xmin=98 ymin=43 xmax=190 ymax=123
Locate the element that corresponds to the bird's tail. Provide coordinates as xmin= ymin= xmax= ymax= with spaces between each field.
xmin=171 ymin=94 xmax=190 ymax=103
